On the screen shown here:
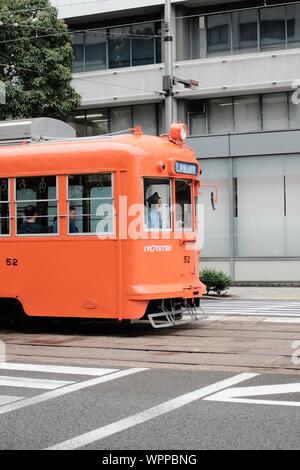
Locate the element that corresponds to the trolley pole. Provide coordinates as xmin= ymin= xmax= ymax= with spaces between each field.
xmin=163 ymin=0 xmax=174 ymax=132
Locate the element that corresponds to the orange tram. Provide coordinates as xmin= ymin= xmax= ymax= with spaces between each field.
xmin=0 ymin=123 xmax=206 ymax=328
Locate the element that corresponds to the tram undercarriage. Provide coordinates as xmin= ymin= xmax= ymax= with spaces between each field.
xmin=143 ymin=298 xmax=207 ymax=329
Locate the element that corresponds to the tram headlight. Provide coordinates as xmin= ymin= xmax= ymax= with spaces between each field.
xmin=169 ymin=123 xmax=188 ymax=142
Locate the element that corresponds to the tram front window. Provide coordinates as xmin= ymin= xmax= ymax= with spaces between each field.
xmin=144 ymin=178 xmax=171 ymax=230
xmin=16 ymin=176 xmax=58 ymax=235
xmin=175 ymin=179 xmax=193 ymax=231
xmin=68 ymin=173 xmax=114 ymax=235
xmin=0 ymin=178 xmax=9 ymax=236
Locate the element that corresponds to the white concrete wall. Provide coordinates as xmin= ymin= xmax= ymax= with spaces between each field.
xmin=73 ymin=64 xmax=164 ymax=107
xmin=174 ymin=49 xmax=300 ymax=99
xmin=201 ymin=261 xmax=231 ymax=276
xmin=51 ymin=0 xmax=184 ymax=19
xmin=200 ymin=260 xmax=300 ymax=282
xmin=235 ymin=261 xmax=300 ymax=282
xmin=73 ymin=48 xmax=300 ymax=107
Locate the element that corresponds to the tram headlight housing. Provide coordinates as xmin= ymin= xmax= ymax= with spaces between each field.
xmin=169 ymin=123 xmax=188 ymax=142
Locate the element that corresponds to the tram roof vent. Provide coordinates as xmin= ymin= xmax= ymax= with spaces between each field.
xmin=0 ymin=118 xmax=76 ymax=145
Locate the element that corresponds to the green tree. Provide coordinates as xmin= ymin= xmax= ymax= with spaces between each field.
xmin=0 ymin=0 xmax=80 ymax=121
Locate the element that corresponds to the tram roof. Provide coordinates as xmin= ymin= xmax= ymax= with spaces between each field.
xmin=0 ymin=133 xmax=197 ymax=177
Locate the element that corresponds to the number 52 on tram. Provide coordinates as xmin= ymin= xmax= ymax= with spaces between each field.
xmin=0 ymin=123 xmax=208 ymax=328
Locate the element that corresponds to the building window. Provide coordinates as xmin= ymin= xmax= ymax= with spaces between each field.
xmin=68 ymin=104 xmax=158 ymax=137
xmin=262 ymin=93 xmax=289 ymax=131
xmin=73 ymin=21 xmax=162 ymax=72
xmin=85 ymin=31 xmax=107 ymax=71
xmin=232 ymin=9 xmax=258 ymax=53
xmin=110 ymin=107 xmax=132 ymax=133
xmin=68 ymin=173 xmax=114 ymax=235
xmin=188 ymin=91 xmax=300 ymax=137
xmin=109 ymin=26 xmax=131 ymax=69
xmin=16 ymin=176 xmax=58 ymax=236
xmin=73 ymin=32 xmax=85 ymax=73
xmin=132 ymin=23 xmax=155 ymax=66
xmin=289 ymin=92 xmax=300 ymax=129
xmin=260 ymin=6 xmax=286 ymax=51
xmin=200 ymin=159 xmax=231 ymax=258
xmin=133 ymin=104 xmax=157 ymax=135
xmin=0 ymin=178 xmax=9 ymax=236
xmin=86 ymin=109 xmax=109 ymax=136
xmin=208 ymin=97 xmax=234 ymax=135
xmin=285 ymin=155 xmax=300 ymax=256
xmin=189 ymin=3 xmax=300 ymax=60
xmin=234 ymin=95 xmax=261 ymax=133
xmin=287 ymin=4 xmax=300 ymax=48
xmin=201 ymin=155 xmax=300 ymax=261
xmin=233 ymin=155 xmax=300 ymax=258
xmin=189 ymin=112 xmax=206 ymax=136
xmin=207 ymin=13 xmax=231 ymax=57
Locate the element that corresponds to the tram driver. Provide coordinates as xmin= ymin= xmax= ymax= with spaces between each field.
xmin=146 ymin=192 xmax=162 ymax=229
xmin=19 ymin=205 xmax=43 ymax=234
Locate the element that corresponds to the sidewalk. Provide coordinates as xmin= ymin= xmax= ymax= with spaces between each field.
xmin=225 ymin=286 xmax=300 ymax=301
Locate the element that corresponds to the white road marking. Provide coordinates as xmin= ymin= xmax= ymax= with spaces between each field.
xmin=47 ymin=373 xmax=258 ymax=450
xmin=205 ymin=382 xmax=300 ymax=407
xmin=0 ymin=368 xmax=146 ymax=416
xmin=202 ymin=310 xmax=300 ymax=317
xmin=0 ymin=363 xmax=117 ymax=377
xmin=0 ymin=375 xmax=74 ymax=390
xmin=0 ymin=395 xmax=24 ymax=406
xmin=199 ymin=300 xmax=300 ymax=322
xmin=264 ymin=317 xmax=300 ymax=324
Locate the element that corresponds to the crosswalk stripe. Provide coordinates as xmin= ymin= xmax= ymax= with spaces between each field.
xmin=264 ymin=317 xmax=300 ymax=324
xmin=200 ymin=301 xmax=300 ymax=318
xmin=0 ymin=376 xmax=74 ymax=390
xmin=202 ymin=305 xmax=300 ymax=310
xmin=0 ymin=363 xmax=117 ymax=377
xmin=0 ymin=395 xmax=24 ymax=406
xmin=202 ymin=310 xmax=300 ymax=316
xmin=203 ymin=306 xmax=300 ymax=310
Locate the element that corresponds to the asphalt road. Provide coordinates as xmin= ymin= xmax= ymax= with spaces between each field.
xmin=1 ymin=300 xmax=300 ymax=450
xmin=0 ymin=362 xmax=299 ymax=450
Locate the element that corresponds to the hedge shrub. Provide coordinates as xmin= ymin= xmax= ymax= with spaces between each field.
xmin=200 ymin=268 xmax=232 ymax=295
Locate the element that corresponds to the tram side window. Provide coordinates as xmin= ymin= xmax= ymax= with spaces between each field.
xmin=175 ymin=180 xmax=193 ymax=231
xmin=144 ymin=178 xmax=171 ymax=230
xmin=0 ymin=179 xmax=9 ymax=236
xmin=16 ymin=176 xmax=58 ymax=235
xmin=68 ymin=173 xmax=114 ymax=234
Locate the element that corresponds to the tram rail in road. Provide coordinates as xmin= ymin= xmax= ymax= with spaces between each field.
xmin=1 ymin=303 xmax=300 ymax=374
xmin=0 ymin=302 xmax=300 ymax=450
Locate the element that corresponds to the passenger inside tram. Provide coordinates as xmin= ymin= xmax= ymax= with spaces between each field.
xmin=18 ymin=205 xmax=43 ymax=234
xmin=53 ymin=206 xmax=79 ymax=234
xmin=68 ymin=206 xmax=79 ymax=233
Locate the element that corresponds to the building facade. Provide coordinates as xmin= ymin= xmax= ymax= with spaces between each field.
xmin=52 ymin=0 xmax=300 ymax=283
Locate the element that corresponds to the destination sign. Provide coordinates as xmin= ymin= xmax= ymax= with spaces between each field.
xmin=174 ymin=161 xmax=198 ymax=176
